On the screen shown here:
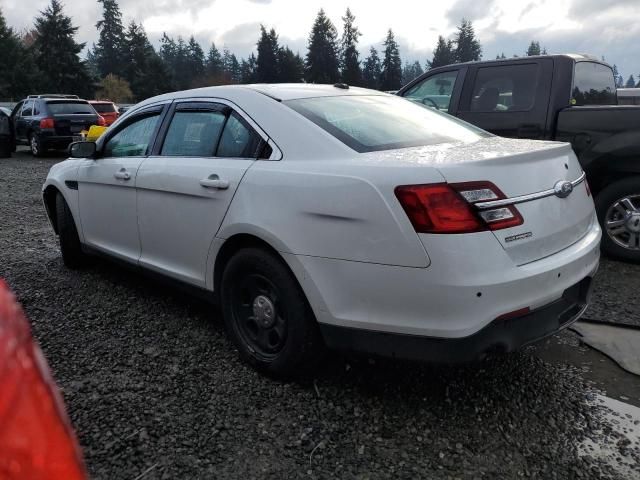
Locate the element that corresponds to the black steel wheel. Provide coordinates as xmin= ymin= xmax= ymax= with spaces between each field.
xmin=221 ymin=247 xmax=324 ymax=378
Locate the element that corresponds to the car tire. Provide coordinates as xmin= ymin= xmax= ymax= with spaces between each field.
xmin=29 ymin=133 xmax=44 ymax=157
xmin=595 ymin=176 xmax=640 ymax=263
xmin=221 ymin=247 xmax=324 ymax=378
xmin=55 ymin=192 xmax=85 ymax=268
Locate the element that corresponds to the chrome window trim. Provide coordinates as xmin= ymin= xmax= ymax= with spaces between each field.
xmin=474 ymin=171 xmax=586 ymax=210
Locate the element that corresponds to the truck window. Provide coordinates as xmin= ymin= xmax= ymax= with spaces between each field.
xmin=403 ymin=71 xmax=458 ymax=112
xmin=469 ymin=64 xmax=538 ymax=112
xmin=572 ymin=62 xmax=617 ymax=106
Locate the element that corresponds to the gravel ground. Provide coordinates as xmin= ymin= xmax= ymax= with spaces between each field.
xmin=1 ymin=154 xmax=639 ymax=479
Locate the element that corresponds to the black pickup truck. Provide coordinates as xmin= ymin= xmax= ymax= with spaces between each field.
xmin=398 ymin=54 xmax=640 ymax=262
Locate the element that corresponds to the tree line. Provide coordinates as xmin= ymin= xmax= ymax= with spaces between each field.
xmin=2 ymin=0 xmax=637 ymax=103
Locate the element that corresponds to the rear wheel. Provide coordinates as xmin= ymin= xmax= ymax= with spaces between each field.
xmin=595 ymin=177 xmax=640 ymax=263
xmin=29 ymin=133 xmax=44 ymax=157
xmin=220 ymin=247 xmax=324 ymax=378
xmin=55 ymin=192 xmax=85 ymax=268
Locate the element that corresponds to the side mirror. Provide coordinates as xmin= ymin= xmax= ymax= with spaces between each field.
xmin=69 ymin=141 xmax=96 ymax=159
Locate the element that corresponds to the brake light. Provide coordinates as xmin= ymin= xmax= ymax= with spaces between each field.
xmin=395 ymin=181 xmax=523 ymax=234
xmin=39 ymin=118 xmax=55 ymax=129
xmin=97 ymin=116 xmax=106 ymax=127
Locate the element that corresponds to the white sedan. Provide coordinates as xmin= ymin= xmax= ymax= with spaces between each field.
xmin=42 ymin=84 xmax=601 ymax=377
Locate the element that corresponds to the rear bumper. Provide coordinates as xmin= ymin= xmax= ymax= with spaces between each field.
xmin=39 ymin=134 xmax=79 ymax=150
xmin=319 ymin=276 xmax=593 ymax=362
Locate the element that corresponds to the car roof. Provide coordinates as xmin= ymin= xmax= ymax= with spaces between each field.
xmin=435 ymin=53 xmax=608 ymax=68
xmin=89 ymin=100 xmax=115 ymax=104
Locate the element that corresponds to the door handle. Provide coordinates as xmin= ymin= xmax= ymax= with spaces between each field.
xmin=114 ymin=168 xmax=131 ymax=181
xmin=200 ymin=174 xmax=229 ymax=190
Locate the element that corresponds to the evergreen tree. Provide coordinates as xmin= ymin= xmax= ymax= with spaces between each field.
xmin=402 ymin=61 xmax=423 ymax=85
xmin=240 ymin=53 xmax=257 ymax=83
xmin=625 ymin=75 xmax=636 ymax=88
xmin=123 ymin=21 xmax=171 ymax=100
xmin=339 ymin=8 xmax=362 ymax=86
xmin=427 ymin=36 xmax=455 ymax=69
xmin=380 ymin=29 xmax=402 ymax=91
xmin=256 ymin=25 xmax=279 ymax=82
xmin=206 ymin=42 xmax=223 ymax=76
xmin=454 ymin=19 xmax=482 ymax=63
xmin=32 ymin=0 xmax=91 ymax=96
xmin=305 ymin=9 xmax=340 ymax=83
xmin=612 ymin=65 xmax=624 ymax=88
xmin=221 ymin=48 xmax=240 ymax=83
xmin=496 ymin=52 xmax=507 ymax=59
xmin=187 ymin=36 xmax=205 ymax=84
xmin=362 ymin=47 xmax=382 ymax=89
xmin=526 ymin=41 xmax=541 ymax=56
xmin=93 ymin=0 xmax=125 ymax=78
xmin=0 ymin=8 xmax=41 ymax=99
xmin=277 ymin=47 xmax=304 ymax=82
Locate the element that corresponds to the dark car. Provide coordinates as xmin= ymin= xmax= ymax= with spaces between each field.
xmin=88 ymin=100 xmax=119 ymax=126
xmin=12 ymin=95 xmax=105 ymax=157
xmin=398 ymin=54 xmax=640 ymax=262
xmin=0 ymin=107 xmax=15 ymax=158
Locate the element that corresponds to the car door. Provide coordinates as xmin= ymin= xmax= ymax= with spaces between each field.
xmin=15 ymin=101 xmax=32 ymax=141
xmin=456 ymin=59 xmax=553 ymax=139
xmin=135 ymin=100 xmax=266 ymax=287
xmin=76 ymin=104 xmax=167 ymax=262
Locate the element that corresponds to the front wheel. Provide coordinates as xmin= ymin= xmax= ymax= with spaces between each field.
xmin=595 ymin=177 xmax=640 ymax=263
xmin=220 ymin=248 xmax=324 ymax=378
xmin=55 ymin=192 xmax=86 ymax=268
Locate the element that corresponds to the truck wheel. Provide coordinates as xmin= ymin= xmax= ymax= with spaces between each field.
xmin=220 ymin=247 xmax=324 ymax=378
xmin=55 ymin=192 xmax=85 ymax=268
xmin=595 ymin=177 xmax=640 ymax=263
xmin=29 ymin=133 xmax=44 ymax=157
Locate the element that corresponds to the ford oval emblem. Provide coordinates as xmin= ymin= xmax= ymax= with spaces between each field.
xmin=554 ymin=180 xmax=573 ymax=198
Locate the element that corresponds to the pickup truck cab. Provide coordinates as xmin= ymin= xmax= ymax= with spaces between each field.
xmin=398 ymin=54 xmax=640 ymax=262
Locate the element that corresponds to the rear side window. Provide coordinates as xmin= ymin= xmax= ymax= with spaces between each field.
xmin=104 ymin=114 xmax=160 ymax=157
xmin=469 ymin=64 xmax=538 ymax=112
xmin=161 ymin=110 xmax=226 ymax=156
xmin=572 ymin=62 xmax=617 ymax=106
xmin=403 ymin=71 xmax=458 ymax=111
xmin=47 ymin=101 xmax=96 ymax=115
xmin=217 ymin=112 xmax=262 ymax=158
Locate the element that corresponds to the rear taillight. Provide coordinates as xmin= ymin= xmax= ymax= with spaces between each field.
xmin=97 ymin=116 xmax=106 ymax=127
xmin=395 ymin=181 xmax=523 ymax=234
xmin=39 ymin=118 xmax=55 ymax=129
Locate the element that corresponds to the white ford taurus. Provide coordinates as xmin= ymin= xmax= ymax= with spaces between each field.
xmin=43 ymin=84 xmax=601 ymax=376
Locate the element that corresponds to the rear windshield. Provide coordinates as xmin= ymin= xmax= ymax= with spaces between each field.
xmin=572 ymin=62 xmax=617 ymax=106
xmin=285 ymin=95 xmax=489 ymax=153
xmin=47 ymin=101 xmax=96 ymax=115
xmin=91 ymin=103 xmax=116 ymax=113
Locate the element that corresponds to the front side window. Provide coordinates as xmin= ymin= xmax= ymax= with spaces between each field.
xmin=403 ymin=71 xmax=458 ymax=111
xmin=161 ymin=110 xmax=226 ymax=156
xmin=572 ymin=62 xmax=617 ymax=106
xmin=286 ymin=94 xmax=489 ymax=153
xmin=469 ymin=64 xmax=538 ymax=112
xmin=103 ymin=114 xmax=160 ymax=157
xmin=21 ymin=101 xmax=33 ymax=117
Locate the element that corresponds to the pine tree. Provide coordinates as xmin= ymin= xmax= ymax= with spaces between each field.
xmin=402 ymin=61 xmax=423 ymax=85
xmin=0 ymin=8 xmax=41 ymax=99
xmin=32 ymin=0 xmax=91 ymax=96
xmin=380 ymin=29 xmax=402 ymax=91
xmin=187 ymin=36 xmax=205 ymax=84
xmin=454 ymin=19 xmax=482 ymax=63
xmin=256 ymin=25 xmax=279 ymax=82
xmin=339 ymin=8 xmax=361 ymax=86
xmin=625 ymin=75 xmax=636 ymax=88
xmin=240 ymin=53 xmax=257 ymax=83
xmin=94 ymin=0 xmax=125 ymax=78
xmin=123 ymin=21 xmax=171 ymax=100
xmin=305 ymin=9 xmax=340 ymax=83
xmin=362 ymin=47 xmax=382 ymax=90
xmin=206 ymin=42 xmax=223 ymax=76
xmin=496 ymin=52 xmax=507 ymax=60
xmin=526 ymin=41 xmax=541 ymax=56
xmin=612 ymin=65 xmax=624 ymax=88
xmin=277 ymin=47 xmax=304 ymax=82
xmin=427 ymin=36 xmax=455 ymax=69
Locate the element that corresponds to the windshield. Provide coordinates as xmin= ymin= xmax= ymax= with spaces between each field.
xmin=91 ymin=103 xmax=116 ymax=113
xmin=285 ymin=95 xmax=489 ymax=153
xmin=572 ymin=62 xmax=617 ymax=106
xmin=47 ymin=101 xmax=96 ymax=115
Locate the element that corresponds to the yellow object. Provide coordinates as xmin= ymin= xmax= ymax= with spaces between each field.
xmin=86 ymin=125 xmax=108 ymax=142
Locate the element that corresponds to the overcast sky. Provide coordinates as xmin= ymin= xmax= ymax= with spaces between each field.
xmin=3 ymin=0 xmax=640 ymax=79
